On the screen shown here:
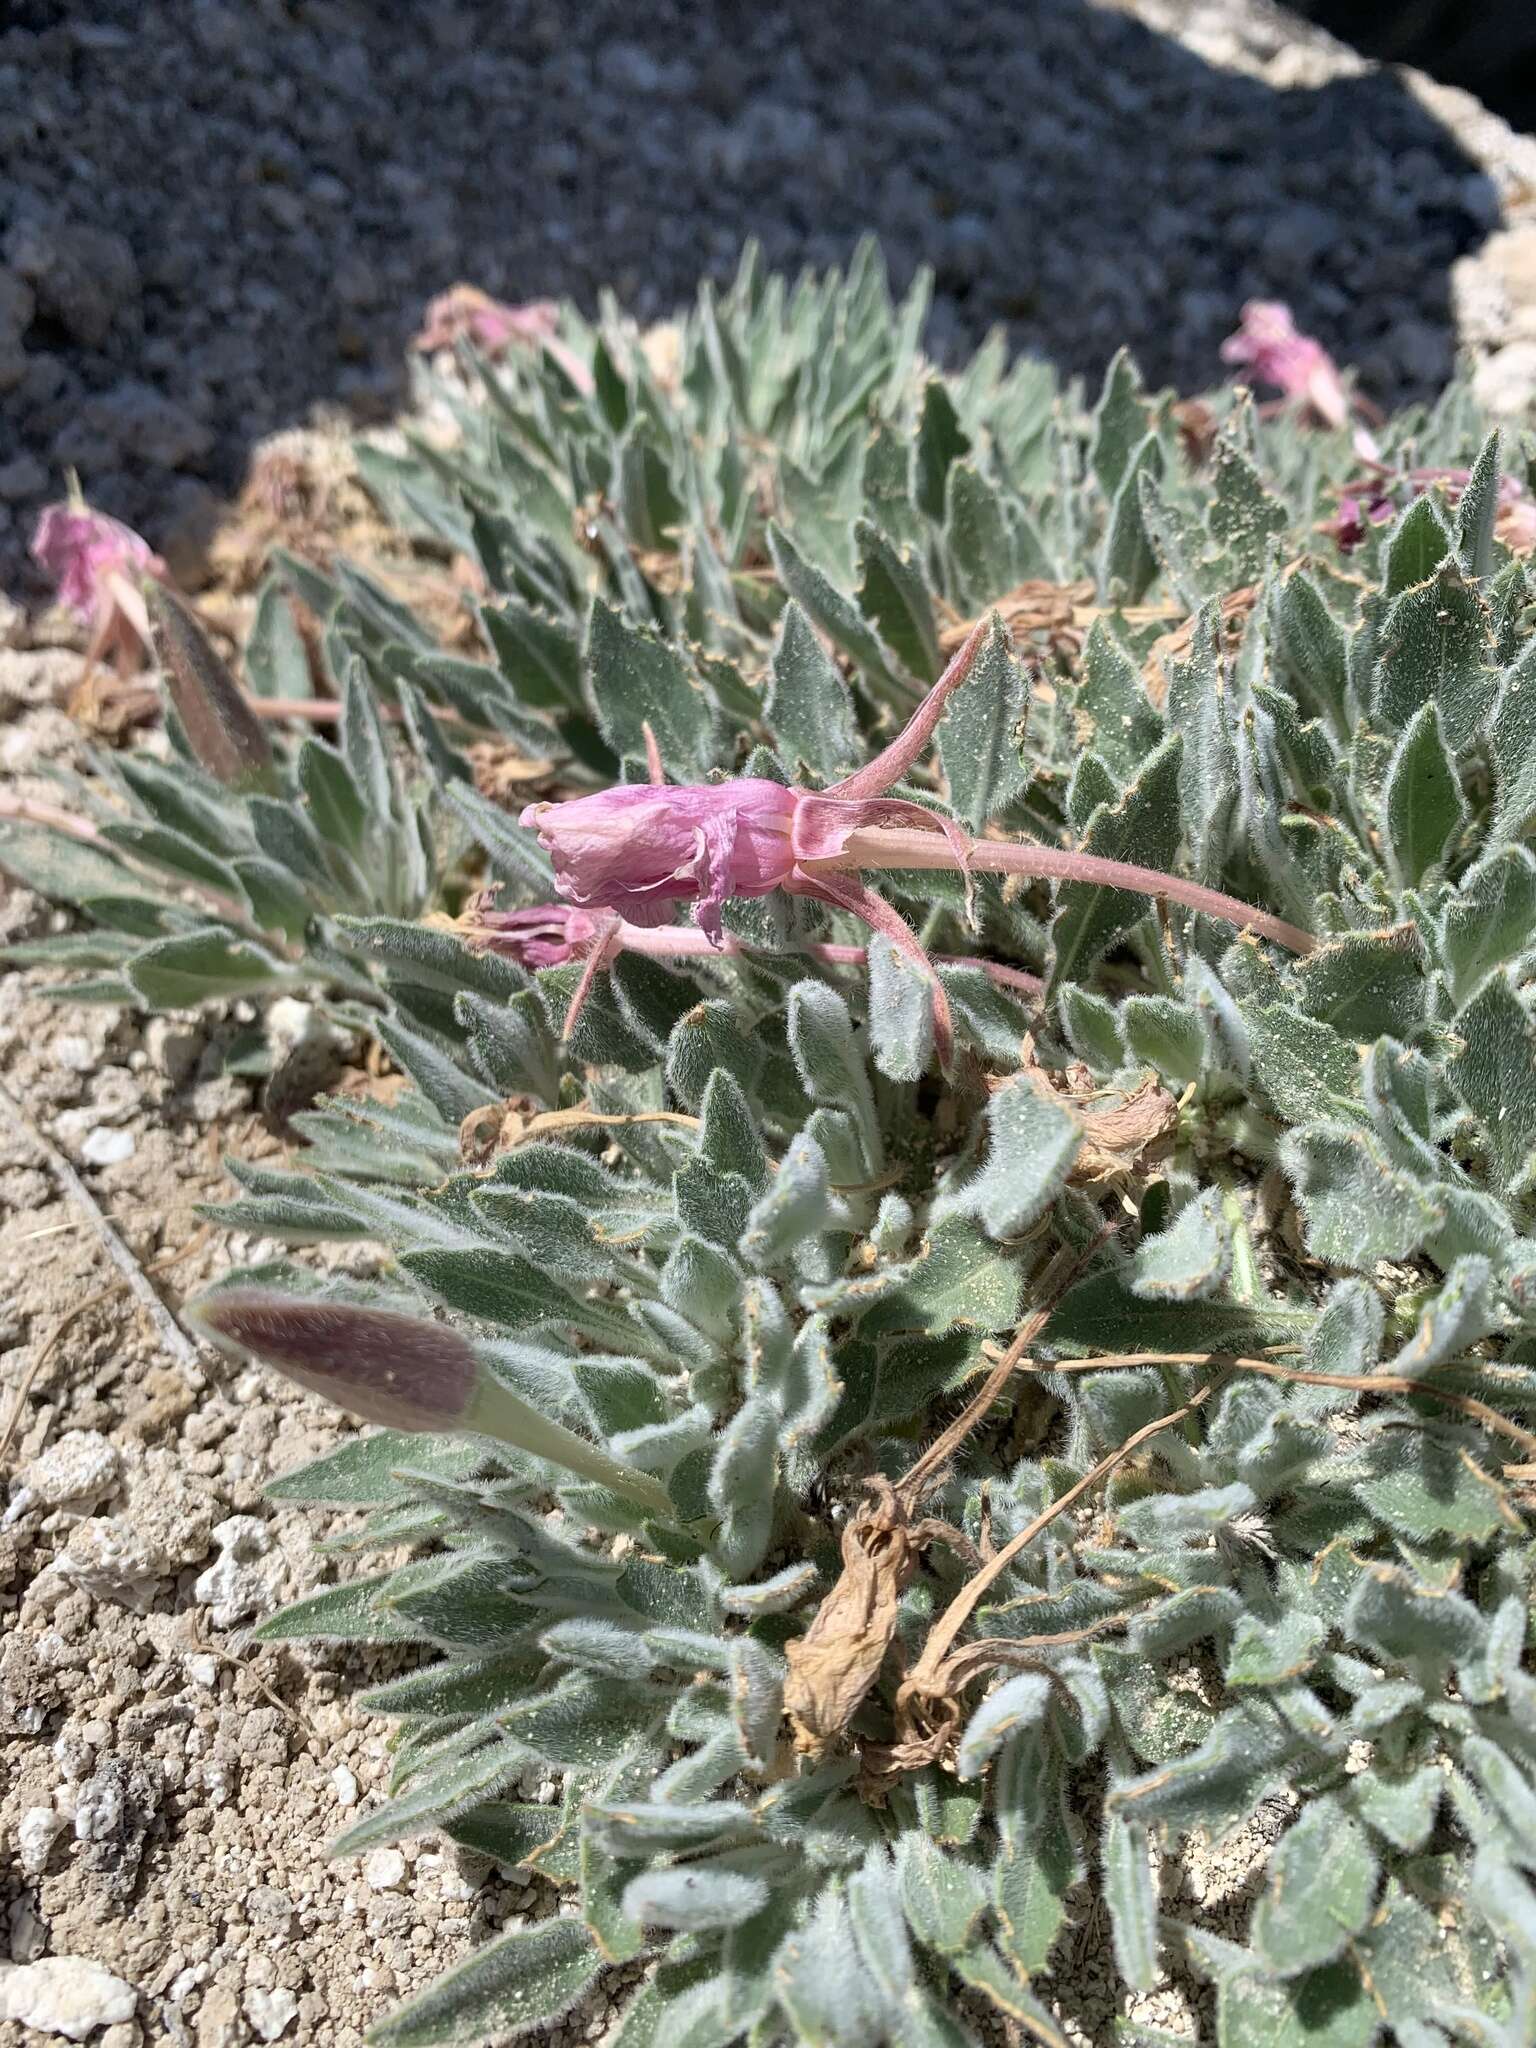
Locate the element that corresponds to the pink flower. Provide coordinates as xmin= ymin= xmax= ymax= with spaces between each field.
xmin=31 ymin=503 xmax=162 ymax=624
xmin=520 ymin=780 xmax=799 ymax=942
xmin=413 ymin=284 xmax=595 ymax=395
xmin=1327 ymin=491 xmax=1393 ymax=552
xmin=1220 ymin=300 xmax=1349 ymax=432
xmin=467 ymin=899 xmax=607 ymax=968
xmin=519 ymin=624 xmax=994 ymax=1065
xmin=414 ymin=284 xmax=561 ymax=357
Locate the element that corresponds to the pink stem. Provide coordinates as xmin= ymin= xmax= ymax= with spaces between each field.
xmin=0 ymin=792 xmax=300 ymax=956
xmin=823 ymin=617 xmax=989 ymax=802
xmin=245 ymin=696 xmax=476 ymax=729
xmin=826 ymin=826 xmax=1315 ymax=955
xmin=604 ymin=918 xmax=1043 ymax=997
xmin=0 ymin=794 xmax=106 ymax=845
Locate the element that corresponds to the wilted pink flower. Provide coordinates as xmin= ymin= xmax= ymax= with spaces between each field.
xmin=520 ymin=624 xmax=993 ymax=1064
xmin=467 ymin=899 xmax=608 ymax=968
xmin=414 ymin=284 xmax=595 ymax=395
xmin=521 ymin=779 xmax=800 ymax=942
xmin=30 ymin=500 xmax=166 ymax=675
xmin=414 ymin=284 xmax=561 ymax=356
xmin=465 ymin=894 xmax=1043 ymax=1044
xmin=1327 ymin=491 xmax=1393 ymax=552
xmin=1329 ymin=463 xmax=1536 ymax=557
xmin=31 ymin=503 xmax=163 ymax=624
xmin=1220 ymin=300 xmax=1349 ymax=432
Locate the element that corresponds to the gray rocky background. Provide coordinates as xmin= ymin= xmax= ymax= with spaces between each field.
xmin=4 ymin=0 xmax=1536 ymax=599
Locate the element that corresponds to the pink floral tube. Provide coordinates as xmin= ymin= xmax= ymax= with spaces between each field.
xmin=514 ymin=620 xmax=1313 ymax=1066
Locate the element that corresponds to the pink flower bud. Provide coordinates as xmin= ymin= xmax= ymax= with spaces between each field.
xmin=192 ymin=1286 xmax=674 ymax=1512
xmin=520 ymin=780 xmax=798 ymax=942
xmin=31 ymin=503 xmax=163 ymax=623
xmin=193 ymin=1290 xmax=477 ymax=1433
xmin=1220 ymin=300 xmax=1349 ymax=432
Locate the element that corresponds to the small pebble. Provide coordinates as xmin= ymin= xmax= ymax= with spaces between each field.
xmin=363 ymin=1847 xmax=407 ymax=1892
xmin=80 ymin=1125 xmax=136 ymax=1167
xmin=243 ymin=1986 xmax=299 ymax=2042
xmin=16 ymin=1806 xmax=64 ymax=1877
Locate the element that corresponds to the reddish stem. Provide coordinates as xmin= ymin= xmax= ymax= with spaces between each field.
xmin=0 ymin=794 xmax=106 ymax=845
xmin=608 ymin=918 xmax=1042 ymax=997
xmin=245 ymin=696 xmax=474 ymax=729
xmin=828 ymin=825 xmax=1315 ymax=956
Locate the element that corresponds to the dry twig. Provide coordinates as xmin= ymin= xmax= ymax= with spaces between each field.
xmin=0 ymin=1080 xmax=208 ymax=1462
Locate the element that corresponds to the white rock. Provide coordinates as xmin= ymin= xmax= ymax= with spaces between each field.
xmin=192 ymin=1556 xmax=267 ymax=1630
xmin=53 ymin=1092 xmax=133 ymax=1149
xmin=363 ymin=1846 xmax=406 ymax=1892
xmin=7 ymin=1892 xmax=46 ymax=1964
xmin=52 ymin=1034 xmax=95 ymax=1073
xmin=168 ymin=1965 xmax=208 ymax=2005
xmin=79 ymin=1126 xmax=136 ymax=1167
xmin=48 ymin=1456 xmax=217 ymax=1608
xmin=192 ymin=1515 xmax=279 ymax=1626
xmin=187 ymin=1652 xmax=220 ymax=1687
xmin=73 ymin=1770 xmax=126 ymax=1842
xmin=22 ymin=1431 xmax=122 ymax=1510
xmin=17 ymin=1805 xmax=64 ymax=1876
xmin=0 ymin=1956 xmax=137 ymax=2039
xmin=266 ymin=998 xmax=319 ymax=1055
xmin=331 ymin=1765 xmax=359 ymax=1808
xmin=210 ymin=1514 xmax=270 ymax=1561
xmin=50 ymin=1519 xmax=166 ymax=1609
xmin=243 ymin=1986 xmax=298 ymax=2042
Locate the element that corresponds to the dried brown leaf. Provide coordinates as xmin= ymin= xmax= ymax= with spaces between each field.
xmin=1012 ymin=1054 xmax=1178 ymax=1187
xmin=1140 ymin=582 xmax=1262 ymax=708
xmin=782 ymin=1479 xmax=917 ymax=1757
xmin=65 ymin=671 xmax=161 ymax=742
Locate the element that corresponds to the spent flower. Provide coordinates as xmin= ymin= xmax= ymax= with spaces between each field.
xmin=520 ymin=618 xmax=1311 ymax=1064
xmin=522 ymin=623 xmax=993 ymax=1060
xmin=1220 ymin=299 xmax=1350 ymax=431
xmin=31 ymin=499 xmax=165 ymax=670
xmin=414 ymin=283 xmax=594 ymax=393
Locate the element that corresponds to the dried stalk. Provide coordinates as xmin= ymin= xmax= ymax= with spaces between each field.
xmin=1045 ymin=1350 xmax=1536 ymax=1458
xmin=780 ymin=1232 xmax=1115 ymax=1756
xmin=879 ymin=1379 xmax=1220 ymax=1773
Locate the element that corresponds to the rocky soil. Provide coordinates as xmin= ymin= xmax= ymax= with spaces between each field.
xmin=5 ymin=0 xmax=1536 ymax=598
xmin=4 ymin=1 xmax=1536 ymax=2042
